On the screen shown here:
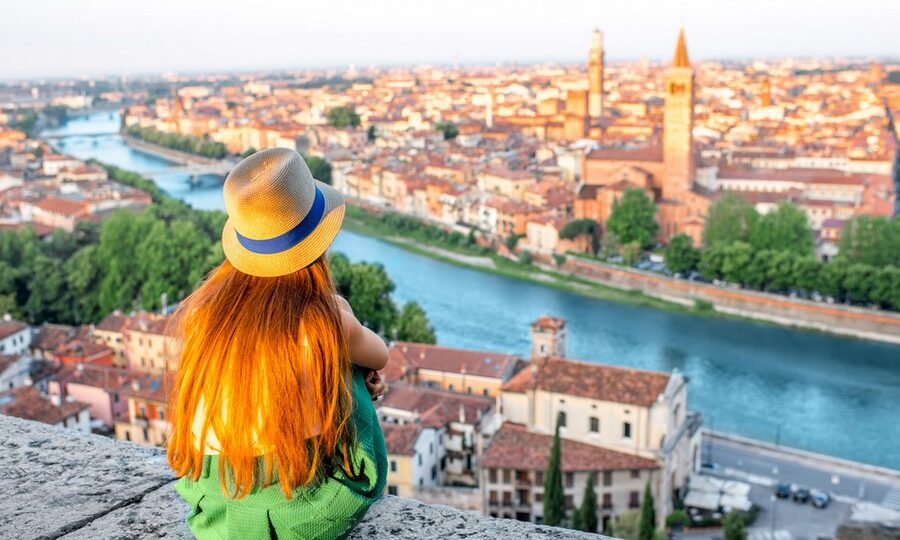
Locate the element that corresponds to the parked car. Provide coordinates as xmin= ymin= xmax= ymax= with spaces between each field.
xmin=810 ymin=490 xmax=830 ymax=508
xmin=793 ymin=486 xmax=811 ymax=503
xmin=775 ymin=482 xmax=792 ymax=498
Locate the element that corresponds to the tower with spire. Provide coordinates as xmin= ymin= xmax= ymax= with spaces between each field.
xmin=662 ymin=27 xmax=695 ymax=201
xmin=588 ymin=29 xmax=605 ymax=123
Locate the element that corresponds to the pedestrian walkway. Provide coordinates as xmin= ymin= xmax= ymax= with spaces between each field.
xmin=748 ymin=529 xmax=792 ymax=540
xmin=883 ymin=487 xmax=900 ymax=511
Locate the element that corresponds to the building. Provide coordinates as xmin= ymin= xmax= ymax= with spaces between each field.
xmin=114 ymin=374 xmax=168 ymax=446
xmin=93 ymin=311 xmax=130 ymax=363
xmin=0 ymin=319 xmax=30 ymax=356
xmin=122 ymin=312 xmax=175 ymax=374
xmin=30 ymin=323 xmax=78 ymax=361
xmin=47 ymin=364 xmax=135 ymax=429
xmin=378 ymin=383 xmax=497 ymax=487
xmin=382 ymin=423 xmax=443 ymax=497
xmin=385 ymin=342 xmax=523 ymax=398
xmin=0 ymin=385 xmax=90 ymax=433
xmin=576 ymin=28 xmax=711 ymax=245
xmin=0 ymin=354 xmax=31 ymax=390
xmin=587 ymin=29 xmax=605 ymax=129
xmin=481 ymin=422 xmax=658 ymax=529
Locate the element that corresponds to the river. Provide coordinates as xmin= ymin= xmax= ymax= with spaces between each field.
xmin=45 ymin=112 xmax=900 ymax=471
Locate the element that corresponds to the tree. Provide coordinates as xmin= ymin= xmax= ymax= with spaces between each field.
xmin=664 ymin=234 xmax=700 ymax=274
xmin=240 ymin=147 xmax=257 ymax=159
xmin=543 ymin=413 xmax=565 ymax=527
xmin=704 ymin=193 xmax=758 ymax=249
xmin=574 ymin=473 xmax=598 ymax=533
xmin=621 ymin=241 xmax=642 ymax=266
xmin=394 ymin=302 xmax=436 ymax=344
xmin=749 ymin=202 xmax=813 ymax=255
xmin=560 ymin=219 xmax=600 ymax=254
xmin=638 ymin=482 xmax=656 ymax=540
xmin=326 ymin=106 xmax=361 ymax=128
xmin=839 ymin=216 xmax=900 ymax=267
xmin=699 ymin=243 xmax=727 ymax=281
xmin=818 ymin=258 xmax=850 ymax=301
xmin=764 ymin=250 xmax=797 ymax=293
xmin=608 ymin=510 xmax=640 ymax=539
xmin=304 ymin=155 xmax=332 ymax=185
xmin=606 ymin=188 xmax=658 ymax=249
xmin=434 ymin=121 xmax=459 ymax=140
xmin=722 ymin=512 xmax=746 ymax=540
xmin=600 ymin=231 xmax=620 ymax=260
xmin=843 ymin=263 xmax=877 ymax=304
xmin=366 ymin=125 xmax=376 ymax=142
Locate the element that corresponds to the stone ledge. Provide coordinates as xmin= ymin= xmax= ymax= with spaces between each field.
xmin=1 ymin=415 xmax=607 ymax=539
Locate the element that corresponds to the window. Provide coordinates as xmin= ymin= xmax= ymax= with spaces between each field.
xmin=623 ymin=422 xmax=632 ymax=439
xmin=564 ymin=495 xmax=574 ymax=510
xmin=432 ymin=465 xmax=437 ymax=480
xmin=448 ymin=384 xmax=454 ymax=391
xmin=535 ymin=471 xmax=543 ymax=486
xmin=418 ymin=454 xmax=422 ymax=465
xmin=602 ymin=493 xmax=612 ymax=509
xmin=467 ymin=387 xmax=472 ymax=394
xmin=630 ymin=469 xmax=640 ymax=479
xmin=517 ymin=489 xmax=530 ymax=505
xmin=489 ymin=469 xmax=498 ymax=483
xmin=429 ymin=442 xmax=433 ymax=454
xmin=489 ymin=490 xmax=498 ymax=504
xmin=629 ymin=491 xmax=640 ymax=508
xmin=158 ymin=410 xmax=164 ymax=421
xmin=390 ymin=460 xmax=397 ymax=473
xmin=142 ymin=427 xmax=149 ymax=442
xmin=419 ymin=478 xmax=423 ymax=487
xmin=589 ymin=416 xmax=600 ymax=433
xmin=603 ymin=471 xmax=613 ymax=487
xmin=565 ymin=472 xmax=574 ymax=488
xmin=388 ymin=485 xmax=398 ymax=496
xmin=483 ymin=389 xmax=489 ymax=396
xmin=502 ymin=492 xmax=512 ymax=506
xmin=503 ymin=469 xmax=511 ymax=484
xmin=558 ymin=411 xmax=567 ymax=428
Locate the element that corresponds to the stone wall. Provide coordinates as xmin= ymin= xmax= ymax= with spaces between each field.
xmin=0 ymin=415 xmax=607 ymax=539
xmin=564 ymin=257 xmax=900 ymax=344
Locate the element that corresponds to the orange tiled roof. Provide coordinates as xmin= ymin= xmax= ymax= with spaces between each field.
xmin=381 ymin=423 xmax=422 ymax=456
xmin=0 ymin=320 xmax=28 ymax=340
xmin=378 ymin=383 xmax=494 ymax=428
xmin=387 ymin=342 xmax=520 ymax=382
xmin=502 ymin=357 xmax=670 ymax=408
xmin=482 ymin=422 xmax=658 ymax=471
xmin=0 ymin=386 xmax=88 ymax=425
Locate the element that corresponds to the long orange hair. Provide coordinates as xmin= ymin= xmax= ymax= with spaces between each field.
xmin=166 ymin=256 xmax=355 ymax=499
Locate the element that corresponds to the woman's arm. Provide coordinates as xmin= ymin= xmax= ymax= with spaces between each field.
xmin=336 ymin=296 xmax=389 ymax=371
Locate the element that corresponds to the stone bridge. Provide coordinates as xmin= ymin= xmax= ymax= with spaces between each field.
xmin=0 ymin=414 xmax=607 ymax=539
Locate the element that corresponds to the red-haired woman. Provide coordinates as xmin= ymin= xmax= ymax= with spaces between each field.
xmin=167 ymin=148 xmax=388 ymax=539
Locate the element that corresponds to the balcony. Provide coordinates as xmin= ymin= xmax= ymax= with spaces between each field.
xmin=0 ymin=414 xmax=611 ymax=539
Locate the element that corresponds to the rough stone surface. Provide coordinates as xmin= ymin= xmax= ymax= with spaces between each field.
xmin=2 ymin=415 xmax=608 ymax=539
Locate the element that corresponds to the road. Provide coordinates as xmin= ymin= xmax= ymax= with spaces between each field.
xmin=682 ymin=435 xmax=900 ymax=540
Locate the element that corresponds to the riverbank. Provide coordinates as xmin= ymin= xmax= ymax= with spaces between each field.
xmin=345 ymin=204 xmax=900 ymax=344
xmin=120 ymin=134 xmax=230 ymax=166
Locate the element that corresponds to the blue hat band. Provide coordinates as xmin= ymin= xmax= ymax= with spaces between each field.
xmin=234 ymin=186 xmax=326 ymax=255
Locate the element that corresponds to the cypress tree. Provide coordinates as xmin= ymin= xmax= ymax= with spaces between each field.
xmin=575 ymin=473 xmax=598 ymax=532
xmin=543 ymin=413 xmax=565 ymax=526
xmin=638 ymin=481 xmax=656 ymax=540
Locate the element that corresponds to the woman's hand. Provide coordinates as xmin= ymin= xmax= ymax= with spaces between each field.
xmin=364 ymin=369 xmax=386 ymax=401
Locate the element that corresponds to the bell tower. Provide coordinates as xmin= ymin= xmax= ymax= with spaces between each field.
xmin=588 ymin=29 xmax=605 ymax=122
xmin=530 ymin=315 xmax=566 ymax=359
xmin=663 ymin=27 xmax=695 ymax=200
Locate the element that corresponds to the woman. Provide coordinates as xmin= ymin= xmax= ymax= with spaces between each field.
xmin=167 ymin=148 xmax=389 ymax=540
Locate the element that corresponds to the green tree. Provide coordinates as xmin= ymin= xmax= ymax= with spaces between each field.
xmin=843 ymin=263 xmax=877 ymax=304
xmin=839 ymin=216 xmax=900 ymax=266
xmin=366 ymin=125 xmax=376 ymax=142
xmin=600 ymin=231 xmax=620 ymax=260
xmin=722 ymin=512 xmax=746 ymax=540
xmin=870 ymin=267 xmax=900 ymax=310
xmin=434 ymin=121 xmax=459 ymax=140
xmin=699 ymin=243 xmax=727 ymax=281
xmin=749 ymin=202 xmax=813 ymax=255
xmin=560 ymin=218 xmax=600 ymax=254
xmin=543 ymin=413 xmax=565 ymax=527
xmin=621 ymin=241 xmax=642 ymax=266
xmin=704 ymin=193 xmax=758 ymax=248
xmin=606 ymin=188 xmax=658 ymax=249
xmin=304 ymin=155 xmax=333 ymax=185
xmin=326 ymin=106 xmax=361 ymax=128
xmin=240 ymin=147 xmax=257 ymax=159
xmin=608 ymin=510 xmax=640 ymax=539
xmin=664 ymin=233 xmax=700 ymax=274
xmin=721 ymin=242 xmax=754 ymax=284
xmin=574 ymin=473 xmax=598 ymax=533
xmin=638 ymin=482 xmax=656 ymax=540
xmin=394 ymin=301 xmax=436 ymax=344
xmin=818 ymin=258 xmax=851 ymax=301
xmin=764 ymin=250 xmax=797 ymax=293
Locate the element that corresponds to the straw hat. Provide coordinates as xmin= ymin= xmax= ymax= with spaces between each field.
xmin=221 ymin=148 xmax=344 ymax=277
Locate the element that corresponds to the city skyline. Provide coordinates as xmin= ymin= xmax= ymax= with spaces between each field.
xmin=3 ymin=0 xmax=900 ymax=80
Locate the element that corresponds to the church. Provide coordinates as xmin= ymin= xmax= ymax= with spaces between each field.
xmin=573 ymin=28 xmax=711 ymax=245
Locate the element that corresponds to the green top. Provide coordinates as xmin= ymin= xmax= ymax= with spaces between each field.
xmin=174 ymin=369 xmax=387 ymax=540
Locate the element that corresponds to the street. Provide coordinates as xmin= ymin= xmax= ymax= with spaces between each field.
xmin=682 ymin=435 xmax=900 ymax=540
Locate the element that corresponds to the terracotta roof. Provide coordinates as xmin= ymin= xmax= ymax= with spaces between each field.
xmin=0 ymin=320 xmax=28 ymax=340
xmin=121 ymin=373 xmax=168 ymax=403
xmin=387 ymin=342 xmax=520 ymax=381
xmin=381 ymin=423 xmax=422 ymax=456
xmin=482 ymin=422 xmax=658 ymax=471
xmin=378 ymin=383 xmax=494 ymax=428
xmin=586 ymin=146 xmax=662 ymax=163
xmin=32 ymin=323 xmax=77 ymax=352
xmin=0 ymin=354 xmax=23 ymax=374
xmin=54 ymin=364 xmax=137 ymax=391
xmin=0 ymin=386 xmax=88 ymax=425
xmin=502 ymin=357 xmax=670 ymax=408
xmin=532 ymin=315 xmax=565 ymax=332
xmin=32 ymin=196 xmax=90 ymax=217
xmin=95 ymin=312 xmax=130 ymax=333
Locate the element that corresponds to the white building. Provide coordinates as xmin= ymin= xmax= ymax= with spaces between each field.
xmin=0 ymin=319 xmax=31 ymax=356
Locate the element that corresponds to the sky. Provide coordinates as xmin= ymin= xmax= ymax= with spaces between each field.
xmin=2 ymin=0 xmax=899 ymax=79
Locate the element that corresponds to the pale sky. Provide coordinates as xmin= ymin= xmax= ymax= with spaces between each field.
xmin=2 ymin=0 xmax=899 ymax=80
